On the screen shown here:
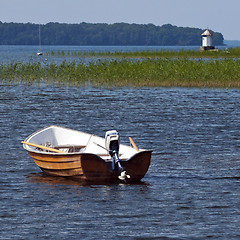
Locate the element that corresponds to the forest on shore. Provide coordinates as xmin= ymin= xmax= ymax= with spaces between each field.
xmin=0 ymin=22 xmax=224 ymax=46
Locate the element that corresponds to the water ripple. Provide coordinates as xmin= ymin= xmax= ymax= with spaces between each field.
xmin=1 ymin=85 xmax=240 ymax=239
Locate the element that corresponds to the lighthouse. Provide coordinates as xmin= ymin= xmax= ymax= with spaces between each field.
xmin=200 ymin=29 xmax=215 ymax=50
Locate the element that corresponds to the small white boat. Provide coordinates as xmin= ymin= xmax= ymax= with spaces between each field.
xmin=37 ymin=51 xmax=43 ymax=56
xmin=22 ymin=126 xmax=152 ymax=183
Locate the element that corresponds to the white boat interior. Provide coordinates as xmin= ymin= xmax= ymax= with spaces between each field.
xmin=23 ymin=125 xmax=138 ymax=160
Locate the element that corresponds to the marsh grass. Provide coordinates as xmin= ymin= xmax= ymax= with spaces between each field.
xmin=1 ymin=58 xmax=240 ymax=88
xmin=49 ymin=47 xmax=240 ymax=59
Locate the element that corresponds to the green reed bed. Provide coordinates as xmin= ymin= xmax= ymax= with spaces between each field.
xmin=49 ymin=47 xmax=240 ymax=59
xmin=1 ymin=59 xmax=240 ymax=88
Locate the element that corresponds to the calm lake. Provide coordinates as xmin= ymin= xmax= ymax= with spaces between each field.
xmin=1 ymin=46 xmax=240 ymax=239
xmin=0 ymin=45 xmax=202 ymax=65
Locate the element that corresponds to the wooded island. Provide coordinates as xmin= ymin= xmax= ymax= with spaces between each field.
xmin=0 ymin=22 xmax=224 ymax=46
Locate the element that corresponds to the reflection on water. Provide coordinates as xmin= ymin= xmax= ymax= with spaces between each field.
xmin=26 ymin=173 xmax=87 ymax=187
xmin=26 ymin=173 xmax=149 ymax=187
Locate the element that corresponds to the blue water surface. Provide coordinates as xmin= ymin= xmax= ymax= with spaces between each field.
xmin=0 ymin=45 xmax=240 ymax=239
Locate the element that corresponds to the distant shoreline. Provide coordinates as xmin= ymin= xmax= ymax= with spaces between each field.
xmin=0 ymin=22 xmax=224 ymax=46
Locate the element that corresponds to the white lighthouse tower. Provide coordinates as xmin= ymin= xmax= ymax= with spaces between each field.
xmin=200 ymin=29 xmax=215 ymax=50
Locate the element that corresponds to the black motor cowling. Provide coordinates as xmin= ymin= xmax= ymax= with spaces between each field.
xmin=105 ymin=130 xmax=122 ymax=171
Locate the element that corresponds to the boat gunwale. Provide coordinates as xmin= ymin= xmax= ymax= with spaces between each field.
xmin=22 ymin=125 xmax=152 ymax=157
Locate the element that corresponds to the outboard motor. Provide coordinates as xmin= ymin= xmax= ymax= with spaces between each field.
xmin=105 ymin=130 xmax=121 ymax=171
xmin=105 ymin=130 xmax=130 ymax=181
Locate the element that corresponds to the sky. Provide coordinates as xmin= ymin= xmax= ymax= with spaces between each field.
xmin=0 ymin=0 xmax=239 ymax=40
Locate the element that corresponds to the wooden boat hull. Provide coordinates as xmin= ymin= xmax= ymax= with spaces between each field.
xmin=22 ymin=125 xmax=152 ymax=183
xmin=27 ymin=150 xmax=151 ymax=183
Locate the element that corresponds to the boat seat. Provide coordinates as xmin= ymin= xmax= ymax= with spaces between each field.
xmin=54 ymin=145 xmax=86 ymax=153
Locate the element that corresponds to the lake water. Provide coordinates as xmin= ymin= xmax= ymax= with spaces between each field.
xmin=0 ymin=45 xmax=227 ymax=64
xmin=1 ymin=46 xmax=240 ymax=239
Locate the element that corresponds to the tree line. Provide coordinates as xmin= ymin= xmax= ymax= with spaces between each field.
xmin=0 ymin=22 xmax=224 ymax=46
